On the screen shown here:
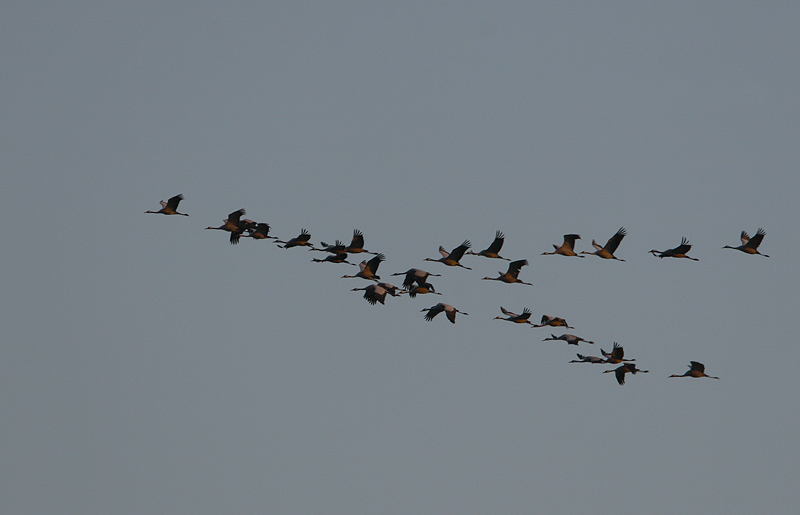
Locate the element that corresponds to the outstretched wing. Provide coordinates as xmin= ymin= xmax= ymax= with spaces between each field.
xmin=745 ymin=228 xmax=766 ymax=249
xmin=563 ymin=234 xmax=581 ymax=249
xmin=365 ymin=253 xmax=385 ymax=274
xmin=506 ymin=259 xmax=528 ymax=279
xmin=500 ymin=306 xmax=518 ymax=317
xmin=448 ymin=240 xmax=472 ymax=261
xmin=485 ymin=231 xmax=505 ymax=253
xmin=689 ymin=361 xmax=705 ymax=373
xmin=739 ymin=230 xmax=751 ymax=245
xmin=349 ymin=229 xmax=365 ymax=250
xmin=166 ymin=194 xmax=184 ymax=210
xmin=227 ymin=208 xmax=246 ymax=224
xmin=423 ymin=303 xmax=445 ymax=321
xmin=674 ymin=237 xmax=692 ymax=254
xmin=604 ymin=227 xmax=627 ymax=253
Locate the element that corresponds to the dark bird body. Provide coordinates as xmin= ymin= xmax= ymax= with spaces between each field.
xmin=669 ymin=361 xmax=719 ymax=379
xmin=649 ymin=237 xmax=698 ymax=260
xmin=276 ymin=229 xmax=314 ymax=249
xmin=391 ymin=269 xmax=441 ymax=290
xmin=494 ymin=307 xmax=534 ymax=324
xmin=467 ymin=231 xmax=510 ymax=260
xmin=582 ymin=227 xmax=626 ymax=260
xmin=533 ymin=315 xmax=573 ymax=329
xmin=542 ymin=234 xmax=584 ymax=257
xmin=482 ymin=259 xmax=531 ymax=285
xmin=146 ymin=194 xmax=188 ymax=216
xmin=421 ymin=303 xmax=468 ymax=324
xmin=543 ymin=334 xmax=594 ymax=345
xmin=723 ymin=228 xmax=769 ymax=257
xmin=604 ymin=363 xmax=649 ymax=385
xmin=425 ymin=240 xmax=472 ymax=269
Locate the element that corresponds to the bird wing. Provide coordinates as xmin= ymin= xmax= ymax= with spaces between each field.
xmin=739 ymin=230 xmax=751 ymax=244
xmin=438 ymin=246 xmax=450 ymax=258
xmin=401 ymin=272 xmax=417 ymax=289
xmin=500 ymin=306 xmax=517 ymax=317
xmin=349 ymin=230 xmax=365 ymax=250
xmin=297 ymin=229 xmax=311 ymax=242
xmin=506 ymin=259 xmax=528 ymax=278
xmin=448 ymin=240 xmax=472 ymax=261
xmin=674 ymin=237 xmax=692 ymax=254
xmin=256 ymin=223 xmax=271 ymax=236
xmin=228 ymin=209 xmax=246 ymax=224
xmin=485 ymin=231 xmax=505 ymax=253
xmin=424 ymin=304 xmax=444 ymax=321
xmin=604 ymin=227 xmax=626 ymax=253
xmin=689 ymin=361 xmax=705 ymax=373
xmin=746 ymin=228 xmax=766 ymax=249
xmin=615 ymin=366 xmax=627 ymax=385
xmin=563 ymin=234 xmax=581 ymax=249
xmin=365 ymin=253 xmax=385 ymax=273
xmin=611 ymin=343 xmax=624 ymax=360
xmin=166 ymin=194 xmax=184 ymax=210
xmin=444 ymin=305 xmax=457 ymax=324
xmin=519 ymin=308 xmax=532 ymax=320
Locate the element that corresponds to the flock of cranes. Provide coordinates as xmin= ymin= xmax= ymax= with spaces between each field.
xmin=147 ymin=193 xmax=770 ymax=385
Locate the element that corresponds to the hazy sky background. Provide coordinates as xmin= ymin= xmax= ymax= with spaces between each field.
xmin=2 ymin=2 xmax=799 ymax=514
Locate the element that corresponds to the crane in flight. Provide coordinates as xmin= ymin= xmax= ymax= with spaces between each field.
xmin=581 ymin=227 xmax=626 ymax=261
xmin=421 ymin=303 xmax=468 ymax=324
xmin=542 ymin=234 xmax=584 ymax=257
xmin=723 ymin=228 xmax=769 ymax=257
xmin=425 ymin=240 xmax=473 ymax=270
xmin=146 ymin=194 xmax=188 ymax=216
xmin=669 ymin=361 xmax=719 ymax=379
xmin=466 ymin=231 xmax=511 ymax=260
xmin=649 ymin=237 xmax=699 ymax=261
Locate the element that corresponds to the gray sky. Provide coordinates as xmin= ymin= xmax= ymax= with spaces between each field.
xmin=2 ymin=2 xmax=799 ymax=514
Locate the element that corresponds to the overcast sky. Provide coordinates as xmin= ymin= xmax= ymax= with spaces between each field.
xmin=2 ymin=2 xmax=799 ymax=514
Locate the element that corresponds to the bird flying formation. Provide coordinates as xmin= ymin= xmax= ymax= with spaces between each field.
xmin=149 ymin=197 xmax=763 ymax=385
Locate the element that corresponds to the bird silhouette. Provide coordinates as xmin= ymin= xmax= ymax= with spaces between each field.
xmin=466 ymin=231 xmax=510 ymax=260
xmin=604 ymin=363 xmax=649 ymax=385
xmin=391 ymin=269 xmax=441 ymax=290
xmin=345 ymin=229 xmax=377 ymax=254
xmin=205 ymin=209 xmax=251 ymax=244
xmin=542 ymin=234 xmax=584 ymax=257
xmin=421 ymin=303 xmax=468 ymax=324
xmin=581 ymin=227 xmax=626 ymax=261
xmin=425 ymin=240 xmax=472 ymax=269
xmin=569 ymin=354 xmax=606 ymax=364
xmin=723 ymin=228 xmax=769 ymax=257
xmin=669 ymin=361 xmax=719 ymax=379
xmin=241 ymin=222 xmax=276 ymax=240
xmin=649 ymin=237 xmax=698 ymax=261
xmin=533 ymin=315 xmax=573 ymax=329
xmin=276 ymin=229 xmax=314 ymax=249
xmin=482 ymin=259 xmax=532 ymax=285
xmin=494 ymin=307 xmax=534 ymax=324
xmin=312 ymin=253 xmax=355 ymax=265
xmin=146 ymin=194 xmax=188 ymax=216
xmin=342 ymin=254 xmax=385 ymax=281
xmin=600 ymin=342 xmax=634 ymax=364
xmin=543 ymin=334 xmax=594 ymax=345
